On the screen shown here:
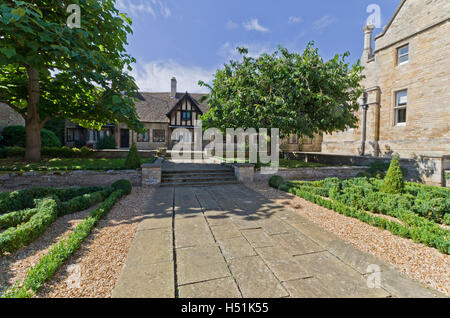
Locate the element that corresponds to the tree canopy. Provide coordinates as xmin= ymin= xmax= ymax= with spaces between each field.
xmin=199 ymin=43 xmax=365 ymax=138
xmin=0 ymin=0 xmax=143 ymax=161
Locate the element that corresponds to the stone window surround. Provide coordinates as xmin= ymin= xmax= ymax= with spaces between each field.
xmin=396 ymin=43 xmax=409 ymax=66
xmin=137 ymin=130 xmax=149 ymax=142
xmin=153 ymin=129 xmax=166 ymax=143
xmin=394 ymin=89 xmax=408 ymax=126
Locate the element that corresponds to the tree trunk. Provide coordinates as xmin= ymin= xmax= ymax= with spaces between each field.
xmin=25 ymin=67 xmax=41 ymax=162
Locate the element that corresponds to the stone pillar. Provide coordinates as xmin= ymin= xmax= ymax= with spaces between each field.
xmin=233 ymin=164 xmax=254 ymax=183
xmin=141 ymin=158 xmax=163 ymax=186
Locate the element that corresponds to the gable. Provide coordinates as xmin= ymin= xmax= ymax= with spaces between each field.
xmin=166 ymin=93 xmax=204 ymax=127
xmin=375 ymin=0 xmax=449 ymax=50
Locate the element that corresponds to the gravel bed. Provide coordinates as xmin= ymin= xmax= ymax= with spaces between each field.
xmin=249 ymin=182 xmax=450 ymax=296
xmin=33 ymin=187 xmax=154 ymax=298
xmin=0 ymin=205 xmax=96 ymax=293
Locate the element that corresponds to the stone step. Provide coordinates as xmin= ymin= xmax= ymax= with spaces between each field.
xmin=162 ymin=176 xmax=237 ymax=183
xmin=160 ymin=180 xmax=240 ymax=187
xmin=162 ymin=169 xmax=233 ymax=175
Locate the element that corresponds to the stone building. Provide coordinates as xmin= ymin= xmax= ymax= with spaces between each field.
xmin=0 ymin=102 xmax=24 ymax=131
xmin=322 ymin=0 xmax=450 ymax=158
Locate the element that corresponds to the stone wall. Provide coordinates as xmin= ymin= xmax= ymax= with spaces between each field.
xmin=284 ymin=152 xmax=448 ymax=186
xmin=89 ymin=149 xmax=157 ymax=159
xmin=141 ymin=158 xmax=163 ymax=186
xmin=0 ymin=170 xmax=141 ymax=191
xmin=255 ymin=166 xmax=369 ymax=183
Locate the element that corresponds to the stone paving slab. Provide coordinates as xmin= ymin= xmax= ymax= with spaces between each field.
xmin=176 ymin=245 xmax=230 ymax=286
xmin=255 ymin=246 xmax=312 ymax=282
xmin=282 ymin=277 xmax=333 ymax=298
xmin=210 ymin=223 xmax=242 ymax=240
xmin=293 ymin=251 xmax=390 ymax=298
xmin=124 ymin=228 xmax=173 ymax=268
xmin=241 ymin=229 xmax=275 ymax=248
xmin=272 ymin=232 xmax=325 ymax=256
xmin=217 ymin=236 xmax=257 ymax=261
xmin=178 ymin=277 xmax=242 ymax=298
xmin=112 ymin=261 xmax=174 ymax=298
xmin=114 ymin=182 xmax=446 ymax=298
xmin=229 ymin=256 xmax=289 ymax=298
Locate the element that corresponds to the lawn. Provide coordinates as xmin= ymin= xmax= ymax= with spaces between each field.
xmin=0 ymin=157 xmax=157 ymax=173
xmin=216 ymin=157 xmax=326 ymax=169
xmin=270 ymin=176 xmax=450 ymax=254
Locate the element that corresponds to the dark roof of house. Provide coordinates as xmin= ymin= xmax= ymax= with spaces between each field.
xmin=134 ymin=92 xmax=209 ymax=123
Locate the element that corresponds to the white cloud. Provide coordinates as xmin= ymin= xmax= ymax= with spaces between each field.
xmin=117 ymin=0 xmax=171 ymax=18
xmin=288 ymin=16 xmax=302 ymax=24
xmin=218 ymin=42 xmax=272 ymax=59
xmin=243 ymin=19 xmax=269 ymax=32
xmin=226 ymin=19 xmax=239 ymax=30
xmin=129 ymin=60 xmax=214 ymax=93
xmin=313 ymin=15 xmax=337 ymax=30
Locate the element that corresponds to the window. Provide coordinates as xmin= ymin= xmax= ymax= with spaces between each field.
xmin=395 ymin=90 xmax=407 ymax=125
xmin=89 ymin=130 xmax=98 ymax=142
xmin=288 ymin=135 xmax=298 ymax=144
xmin=303 ymin=137 xmax=313 ymax=145
xmin=397 ymin=44 xmax=409 ymax=65
xmin=153 ymin=130 xmax=165 ymax=142
xmin=181 ymin=111 xmax=192 ymax=120
xmin=137 ymin=130 xmax=149 ymax=142
xmin=66 ymin=128 xmax=80 ymax=142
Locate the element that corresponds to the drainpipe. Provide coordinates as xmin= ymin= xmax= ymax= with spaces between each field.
xmin=360 ymin=92 xmax=369 ymax=156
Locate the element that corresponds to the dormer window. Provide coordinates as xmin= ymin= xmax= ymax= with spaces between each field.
xmin=397 ymin=44 xmax=409 ymax=65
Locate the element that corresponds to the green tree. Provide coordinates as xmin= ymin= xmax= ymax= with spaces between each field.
xmin=380 ymin=154 xmax=405 ymax=194
xmin=0 ymin=1 xmax=143 ymax=162
xmin=199 ymin=44 xmax=364 ymax=138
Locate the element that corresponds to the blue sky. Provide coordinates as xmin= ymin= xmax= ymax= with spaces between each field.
xmin=117 ymin=0 xmax=401 ymax=93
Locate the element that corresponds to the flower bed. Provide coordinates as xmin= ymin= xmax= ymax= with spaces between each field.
xmin=0 ymin=180 xmax=132 ymax=298
xmin=270 ymin=176 xmax=450 ymax=254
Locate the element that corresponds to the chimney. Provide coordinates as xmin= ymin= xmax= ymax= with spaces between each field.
xmin=362 ymin=24 xmax=375 ymax=62
xmin=171 ymin=77 xmax=177 ymax=98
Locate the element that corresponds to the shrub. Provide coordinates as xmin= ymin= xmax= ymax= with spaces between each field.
xmin=1 ymin=126 xmax=26 ymax=147
xmin=111 ymin=179 xmax=132 ymax=195
xmin=74 ymin=140 xmax=86 ymax=148
xmin=40 ymin=129 xmax=61 ymax=148
xmin=96 ymin=136 xmax=116 ymax=150
xmin=80 ymin=146 xmax=92 ymax=158
xmin=380 ymin=155 xmax=405 ymax=194
xmin=0 ymin=146 xmax=25 ymax=158
xmin=269 ymin=175 xmax=285 ymax=189
xmin=1 ymin=126 xmax=61 ymax=148
xmin=124 ymin=143 xmax=141 ymax=169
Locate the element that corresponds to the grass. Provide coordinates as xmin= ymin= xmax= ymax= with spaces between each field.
xmin=0 ymin=157 xmax=157 ymax=173
xmin=215 ymin=157 xmax=326 ymax=169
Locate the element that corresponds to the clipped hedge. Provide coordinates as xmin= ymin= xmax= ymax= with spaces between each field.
xmin=0 ymin=197 xmax=60 ymax=254
xmin=380 ymin=155 xmax=405 ymax=194
xmin=269 ymin=175 xmax=285 ymax=189
xmin=0 ymin=186 xmax=103 ymax=215
xmin=1 ymin=189 xmax=126 ymax=298
xmin=0 ymin=146 xmax=94 ymax=159
xmin=273 ymin=177 xmax=449 ymax=254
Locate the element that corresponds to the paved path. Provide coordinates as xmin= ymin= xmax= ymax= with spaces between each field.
xmin=113 ymin=184 xmax=444 ymax=298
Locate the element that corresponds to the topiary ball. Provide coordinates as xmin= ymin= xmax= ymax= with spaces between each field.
xmin=269 ymin=175 xmax=285 ymax=189
xmin=111 ymin=179 xmax=132 ymax=195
